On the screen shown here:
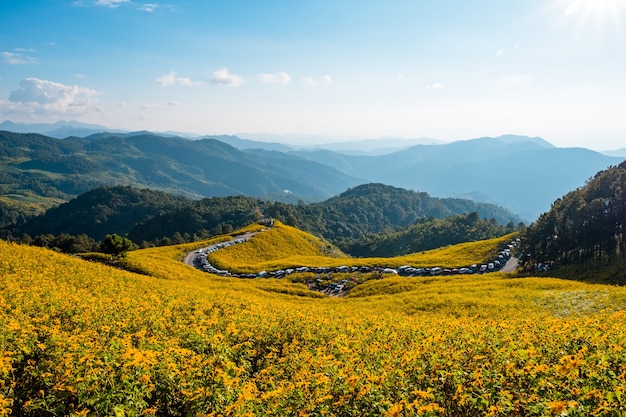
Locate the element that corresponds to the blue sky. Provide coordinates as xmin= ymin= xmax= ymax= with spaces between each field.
xmin=1 ymin=0 xmax=625 ymax=149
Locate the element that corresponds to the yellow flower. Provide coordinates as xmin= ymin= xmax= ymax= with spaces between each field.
xmin=386 ymin=402 xmax=403 ymax=417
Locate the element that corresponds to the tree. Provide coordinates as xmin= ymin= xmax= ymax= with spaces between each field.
xmin=101 ymin=234 xmax=134 ymax=257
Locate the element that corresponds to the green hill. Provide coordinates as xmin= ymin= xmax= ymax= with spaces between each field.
xmin=263 ymin=183 xmax=522 ymax=250
xmin=0 ymin=130 xmax=360 ymax=208
xmin=4 ymin=183 xmax=522 ymax=256
xmin=522 ymin=160 xmax=626 ymax=284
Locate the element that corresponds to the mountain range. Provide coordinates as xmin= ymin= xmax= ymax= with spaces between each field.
xmin=0 ymin=130 xmax=360 ymax=203
xmin=287 ymin=135 xmax=625 ymax=220
xmin=1 ymin=121 xmax=624 ymax=222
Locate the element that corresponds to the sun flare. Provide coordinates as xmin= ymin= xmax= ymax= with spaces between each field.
xmin=564 ymin=0 xmax=626 ymax=25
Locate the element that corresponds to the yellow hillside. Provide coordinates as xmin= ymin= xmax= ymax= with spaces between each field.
xmin=2 ymin=227 xmax=626 ymax=416
xmin=205 ymin=221 xmax=349 ymax=273
xmin=205 ymin=220 xmax=514 ymax=273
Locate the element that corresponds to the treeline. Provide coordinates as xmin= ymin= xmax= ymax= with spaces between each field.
xmin=2 ymin=183 xmax=521 ymax=257
xmin=12 ymin=186 xmax=189 ymax=240
xmin=523 ymin=161 xmax=626 ymax=272
xmin=1 ymin=186 xmax=262 ymax=250
xmin=262 ymin=183 xmax=522 ymax=249
xmin=343 ymin=212 xmax=516 ymax=257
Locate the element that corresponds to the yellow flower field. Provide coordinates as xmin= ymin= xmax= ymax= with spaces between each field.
xmin=1 ymin=225 xmax=626 ymax=416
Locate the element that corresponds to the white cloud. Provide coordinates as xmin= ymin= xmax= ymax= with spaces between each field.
xmin=156 ymin=71 xmax=201 ymax=87
xmin=95 ymin=0 xmax=131 ymax=7
xmin=74 ymin=0 xmax=161 ymax=12
xmin=303 ymin=75 xmax=332 ymax=86
xmin=427 ymin=83 xmax=446 ymax=89
xmin=495 ymin=48 xmax=504 ymax=57
xmin=141 ymin=100 xmax=181 ymax=110
xmin=211 ymin=68 xmax=244 ymax=87
xmin=75 ymin=73 xmax=86 ymax=79
xmin=139 ymin=3 xmax=159 ymax=12
xmin=2 ymin=51 xmax=39 ymax=65
xmin=258 ymin=72 xmax=291 ymax=84
xmin=141 ymin=103 xmax=164 ymax=110
xmin=5 ymin=78 xmax=101 ymax=116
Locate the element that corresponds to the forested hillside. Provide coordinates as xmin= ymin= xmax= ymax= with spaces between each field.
xmin=523 ymin=161 xmax=626 ymax=283
xmin=0 ymin=130 xmax=360 ymax=207
xmin=263 ymin=183 xmax=522 ymax=247
xmin=3 ymin=183 xmax=521 ymax=256
xmin=343 ymin=212 xmax=514 ymax=257
xmin=4 ymin=186 xmax=263 ymax=247
xmin=14 ymin=186 xmax=189 ymax=241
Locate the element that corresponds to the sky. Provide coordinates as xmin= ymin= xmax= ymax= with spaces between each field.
xmin=1 ymin=0 xmax=626 ymax=150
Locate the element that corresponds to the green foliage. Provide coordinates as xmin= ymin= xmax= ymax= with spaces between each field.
xmin=5 ymin=186 xmax=262 ymax=250
xmin=14 ymin=185 xmax=189 ymax=241
xmin=0 ymin=195 xmax=60 ymax=230
xmin=4 ymin=183 xmax=520 ymax=259
xmin=344 ymin=212 xmax=516 ymax=257
xmin=101 ymin=233 xmax=135 ymax=257
xmin=0 ymin=130 xmax=355 ymax=212
xmin=263 ymin=183 xmax=521 ymax=253
xmin=522 ymin=161 xmax=626 ymax=283
xmin=129 ymin=195 xmax=262 ymax=243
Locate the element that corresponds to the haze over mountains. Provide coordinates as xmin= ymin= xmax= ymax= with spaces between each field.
xmin=1 ymin=120 xmax=624 ymax=221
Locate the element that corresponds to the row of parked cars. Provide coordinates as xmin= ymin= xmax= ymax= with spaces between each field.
xmin=193 ymin=236 xmax=520 ymax=287
xmin=396 ymin=242 xmax=516 ymax=277
xmin=195 ymin=238 xmax=249 ymax=276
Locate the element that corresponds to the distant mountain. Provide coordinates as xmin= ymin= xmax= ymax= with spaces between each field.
xmin=237 ymin=132 xmax=441 ymax=154
xmin=0 ymin=120 xmax=120 ymax=138
xmin=3 ymin=127 xmax=621 ymax=224
xmin=0 ymin=130 xmax=363 ymax=206
xmin=290 ymin=135 xmax=624 ymax=221
xmin=301 ymin=137 xmax=443 ymax=155
xmin=201 ymin=135 xmax=293 ymax=152
xmin=602 ymin=148 xmax=626 ymax=157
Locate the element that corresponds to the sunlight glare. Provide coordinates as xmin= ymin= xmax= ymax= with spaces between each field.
xmin=564 ymin=0 xmax=626 ymax=24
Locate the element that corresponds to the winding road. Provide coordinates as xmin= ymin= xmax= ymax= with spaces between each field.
xmin=182 ymin=228 xmax=521 ymax=278
xmin=183 ymin=231 xmax=258 ymax=268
